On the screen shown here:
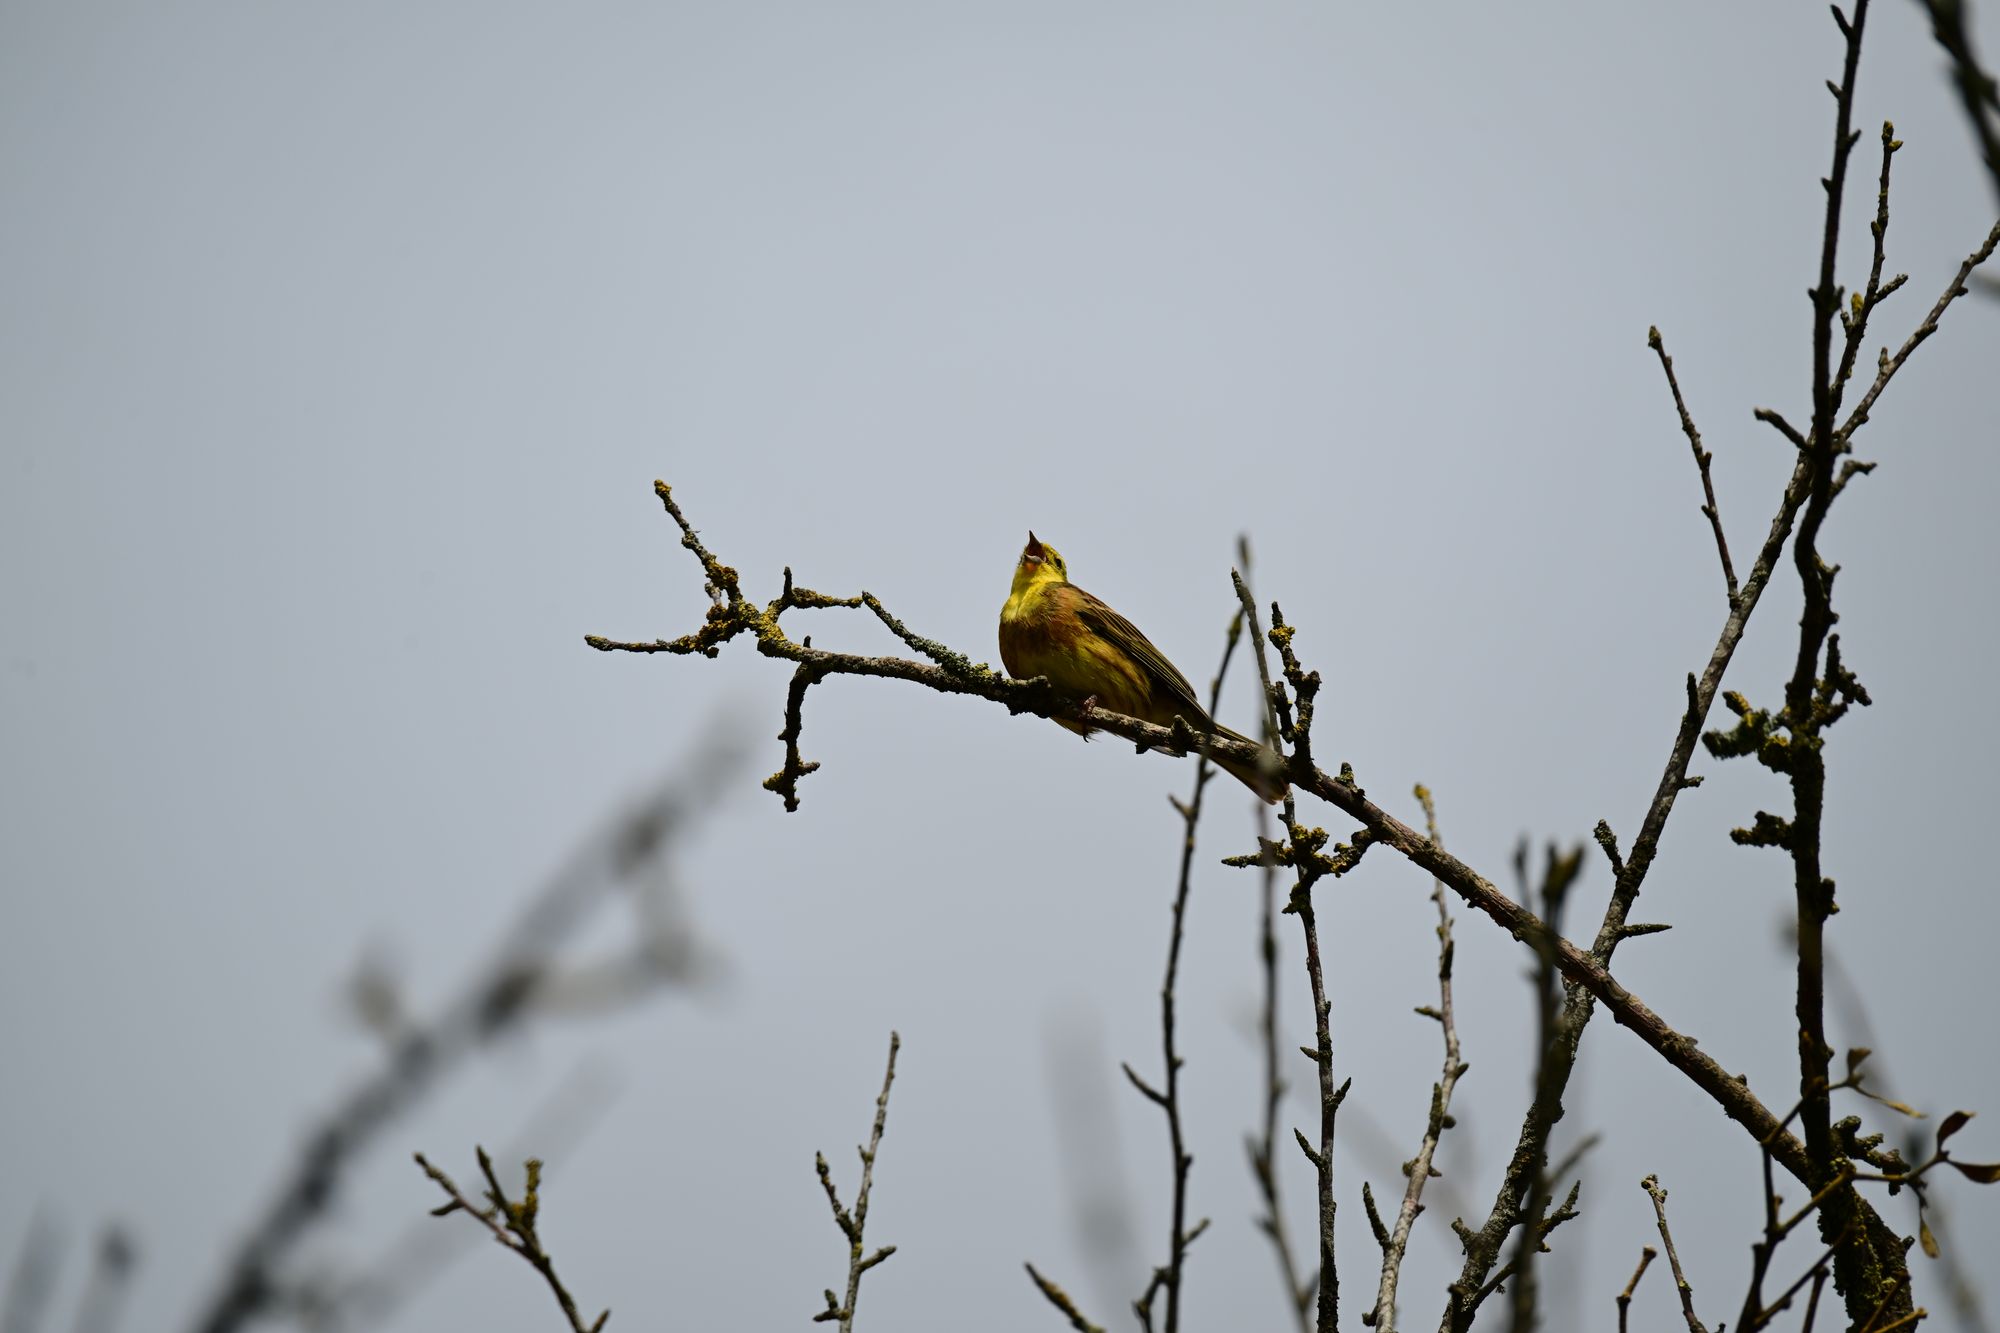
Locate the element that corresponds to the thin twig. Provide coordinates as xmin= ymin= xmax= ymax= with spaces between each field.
xmin=1442 ymin=844 xmax=1587 ymax=1333
xmin=1642 ymin=1174 xmax=1708 ymax=1333
xmin=1749 ymin=1226 xmax=1851 ymax=1333
xmin=1803 ymin=1266 xmax=1832 ymax=1333
xmin=1234 ymin=580 xmax=1343 ymax=1333
xmin=413 ymin=1150 xmax=609 ymax=1333
xmin=1837 ymin=212 xmax=2000 ymax=442
xmin=1617 ymin=1247 xmax=1658 ymax=1333
xmin=1025 ymin=1264 xmax=1107 ymax=1333
xmin=301 ymin=1063 xmax=619 ymax=1330
xmin=1368 ymin=785 xmax=1466 ymax=1333
xmin=1237 ymin=547 xmax=1312 ymax=1332
xmin=1648 ymin=326 xmax=1738 ymax=603
xmin=1297 ymin=887 xmax=1341 ymax=1333
xmin=1128 ymin=604 xmax=1241 ymax=1333
xmin=814 ymin=1032 xmax=902 ymax=1332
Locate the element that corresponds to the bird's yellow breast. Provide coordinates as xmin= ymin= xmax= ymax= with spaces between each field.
xmin=999 ymin=582 xmax=1154 ymax=720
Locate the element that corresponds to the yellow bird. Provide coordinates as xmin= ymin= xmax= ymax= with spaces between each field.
xmin=998 ymin=532 xmax=1287 ymax=803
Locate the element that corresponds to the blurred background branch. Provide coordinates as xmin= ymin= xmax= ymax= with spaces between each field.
xmin=1913 ymin=0 xmax=2000 ymax=205
xmin=183 ymin=735 xmax=739 ymax=1333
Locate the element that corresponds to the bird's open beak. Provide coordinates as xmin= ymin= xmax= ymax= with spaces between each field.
xmin=1024 ymin=531 xmax=1045 ymax=562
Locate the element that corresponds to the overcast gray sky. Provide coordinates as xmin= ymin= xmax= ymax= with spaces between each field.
xmin=5 ymin=3 xmax=1999 ymax=1331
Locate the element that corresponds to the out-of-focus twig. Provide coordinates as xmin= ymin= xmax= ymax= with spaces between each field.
xmin=814 ymin=1033 xmax=901 ymax=1332
xmin=1912 ymin=0 xmax=2000 ymax=206
xmin=1041 ymin=1018 xmax=1140 ymax=1319
xmin=183 ymin=742 xmax=735 ymax=1333
xmin=1 ymin=1211 xmax=62 ymax=1333
xmin=413 ymin=1150 xmax=607 ymax=1333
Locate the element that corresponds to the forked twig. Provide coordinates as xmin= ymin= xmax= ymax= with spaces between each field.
xmin=813 ymin=1033 xmax=902 ymax=1332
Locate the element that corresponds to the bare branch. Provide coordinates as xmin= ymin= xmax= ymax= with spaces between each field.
xmin=1642 ymin=1175 xmax=1708 ymax=1333
xmin=1129 ymin=603 xmax=1242 ymax=1333
xmin=1368 ymin=785 xmax=1467 ymax=1333
xmin=1025 ymin=1264 xmax=1107 ymax=1333
xmin=1836 ymin=212 xmax=2000 ymax=443
xmin=1618 ymin=1247 xmax=1658 ymax=1333
xmin=1229 ymin=578 xmax=1342 ymax=1333
xmin=413 ymin=1151 xmax=609 ymax=1333
xmin=814 ymin=1033 xmax=902 ymax=1332
xmin=1648 ymin=326 xmax=1739 ymax=603
xmin=1501 ymin=847 xmax=1586 ymax=1333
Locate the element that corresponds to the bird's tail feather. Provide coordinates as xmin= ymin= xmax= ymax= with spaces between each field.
xmin=1206 ymin=723 xmax=1288 ymax=805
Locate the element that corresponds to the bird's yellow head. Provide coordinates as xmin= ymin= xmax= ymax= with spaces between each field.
xmin=1010 ymin=531 xmax=1069 ymax=596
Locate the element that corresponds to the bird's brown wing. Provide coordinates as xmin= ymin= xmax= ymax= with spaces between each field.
xmin=1071 ymin=587 xmax=1209 ymax=725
